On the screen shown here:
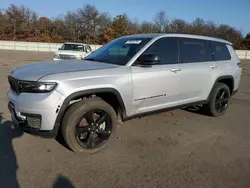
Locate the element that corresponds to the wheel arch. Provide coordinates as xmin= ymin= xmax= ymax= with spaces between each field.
xmin=207 ymin=75 xmax=235 ymax=100
xmin=54 ymin=88 xmax=127 ymax=129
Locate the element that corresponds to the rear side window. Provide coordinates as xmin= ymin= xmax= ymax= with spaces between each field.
xmin=210 ymin=41 xmax=231 ymax=61
xmin=142 ymin=37 xmax=178 ymax=64
xmin=180 ymin=38 xmax=212 ymax=63
xmin=87 ymin=45 xmax=92 ymax=52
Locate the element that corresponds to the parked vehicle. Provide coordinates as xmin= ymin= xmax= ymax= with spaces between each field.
xmin=7 ymin=33 xmax=242 ymax=153
xmin=53 ymin=42 xmax=92 ymax=60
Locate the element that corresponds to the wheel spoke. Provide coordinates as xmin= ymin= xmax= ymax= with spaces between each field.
xmin=96 ymin=112 xmax=107 ymax=125
xmin=220 ymin=91 xmax=225 ymax=100
xmin=97 ymin=130 xmax=111 ymax=139
xmin=86 ymin=132 xmax=95 ymax=148
xmin=222 ymin=98 xmax=229 ymax=103
xmin=85 ymin=111 xmax=94 ymax=125
xmin=219 ymin=102 xmax=223 ymax=112
xmin=215 ymin=100 xmax=222 ymax=112
xmin=77 ymin=126 xmax=90 ymax=134
xmin=215 ymin=88 xmax=230 ymax=113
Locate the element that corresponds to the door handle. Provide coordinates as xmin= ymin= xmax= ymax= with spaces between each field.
xmin=210 ymin=65 xmax=217 ymax=69
xmin=170 ymin=68 xmax=182 ymax=73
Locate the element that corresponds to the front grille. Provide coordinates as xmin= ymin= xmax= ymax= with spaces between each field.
xmin=8 ymin=76 xmax=22 ymax=94
xmin=59 ymin=54 xmax=76 ymax=60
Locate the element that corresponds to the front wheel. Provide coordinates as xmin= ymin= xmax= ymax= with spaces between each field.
xmin=61 ymin=97 xmax=117 ymax=153
xmin=202 ymin=83 xmax=231 ymax=117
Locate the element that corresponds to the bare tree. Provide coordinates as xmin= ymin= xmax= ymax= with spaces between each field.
xmin=153 ymin=11 xmax=168 ymax=32
xmin=140 ymin=21 xmax=158 ymax=33
xmin=77 ymin=4 xmax=99 ymax=43
xmin=168 ymin=19 xmax=187 ymax=33
xmin=64 ymin=11 xmax=79 ymax=41
xmin=97 ymin=12 xmax=112 ymax=31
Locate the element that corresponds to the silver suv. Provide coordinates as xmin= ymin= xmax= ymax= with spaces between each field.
xmin=7 ymin=33 xmax=242 ymax=153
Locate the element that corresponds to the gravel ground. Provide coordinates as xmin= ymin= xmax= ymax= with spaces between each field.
xmin=0 ymin=50 xmax=250 ymax=188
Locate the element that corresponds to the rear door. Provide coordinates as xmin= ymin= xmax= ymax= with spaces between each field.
xmin=176 ymin=38 xmax=218 ymax=104
xmin=210 ymin=41 xmax=241 ymax=93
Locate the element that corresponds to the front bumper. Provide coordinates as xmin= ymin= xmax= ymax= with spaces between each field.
xmin=8 ymin=102 xmax=59 ymax=138
xmin=7 ymin=89 xmax=65 ymax=138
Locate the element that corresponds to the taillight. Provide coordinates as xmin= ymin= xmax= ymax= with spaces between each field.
xmin=237 ymin=62 xmax=242 ymax=68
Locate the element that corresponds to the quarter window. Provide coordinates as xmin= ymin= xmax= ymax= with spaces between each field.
xmin=180 ymin=38 xmax=212 ymax=63
xmin=210 ymin=41 xmax=231 ymax=61
xmin=142 ymin=37 xmax=178 ymax=64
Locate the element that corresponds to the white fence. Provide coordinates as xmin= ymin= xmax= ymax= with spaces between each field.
xmin=0 ymin=41 xmax=102 ymax=52
xmin=0 ymin=40 xmax=249 ymax=59
xmin=235 ymin=50 xmax=250 ymax=60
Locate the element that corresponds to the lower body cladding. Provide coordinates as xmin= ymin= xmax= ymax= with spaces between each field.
xmin=7 ymin=89 xmax=65 ymax=138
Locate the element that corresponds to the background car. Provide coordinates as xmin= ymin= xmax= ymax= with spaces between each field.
xmin=53 ymin=42 xmax=92 ymax=60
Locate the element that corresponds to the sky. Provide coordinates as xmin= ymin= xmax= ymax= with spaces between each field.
xmin=1 ymin=0 xmax=250 ymax=35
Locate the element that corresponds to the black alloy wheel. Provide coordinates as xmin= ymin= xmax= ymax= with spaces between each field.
xmin=202 ymin=83 xmax=231 ymax=117
xmin=215 ymin=88 xmax=229 ymax=113
xmin=75 ymin=109 xmax=112 ymax=149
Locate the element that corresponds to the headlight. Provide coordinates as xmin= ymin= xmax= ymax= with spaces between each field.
xmin=8 ymin=76 xmax=58 ymax=93
xmin=54 ymin=54 xmax=59 ymax=59
xmin=19 ymin=81 xmax=57 ymax=93
xmin=75 ymin=55 xmax=83 ymax=60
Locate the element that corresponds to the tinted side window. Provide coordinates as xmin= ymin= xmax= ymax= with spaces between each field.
xmin=142 ymin=37 xmax=178 ymax=64
xmin=180 ymin=38 xmax=212 ymax=63
xmin=88 ymin=45 xmax=92 ymax=51
xmin=210 ymin=41 xmax=231 ymax=61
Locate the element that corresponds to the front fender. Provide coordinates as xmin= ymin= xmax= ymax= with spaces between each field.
xmin=54 ymin=88 xmax=127 ymax=127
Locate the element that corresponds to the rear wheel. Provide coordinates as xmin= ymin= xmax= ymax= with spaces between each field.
xmin=61 ymin=97 xmax=117 ymax=153
xmin=203 ymin=83 xmax=230 ymax=117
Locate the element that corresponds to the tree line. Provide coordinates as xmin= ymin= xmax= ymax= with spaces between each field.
xmin=0 ymin=4 xmax=249 ymax=49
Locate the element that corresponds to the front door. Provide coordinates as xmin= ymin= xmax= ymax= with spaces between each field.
xmin=131 ymin=37 xmax=183 ymax=114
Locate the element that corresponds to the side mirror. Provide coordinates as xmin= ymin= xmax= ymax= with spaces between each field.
xmin=137 ymin=54 xmax=161 ymax=65
xmin=58 ymin=48 xmax=61 ymax=50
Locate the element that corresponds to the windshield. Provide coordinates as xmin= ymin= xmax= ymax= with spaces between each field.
xmin=85 ymin=37 xmax=152 ymax=65
xmin=61 ymin=44 xmax=84 ymax=51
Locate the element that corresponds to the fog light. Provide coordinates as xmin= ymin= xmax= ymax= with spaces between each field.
xmin=76 ymin=55 xmax=83 ymax=60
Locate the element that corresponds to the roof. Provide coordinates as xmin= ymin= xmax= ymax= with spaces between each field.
xmin=121 ymin=33 xmax=232 ymax=45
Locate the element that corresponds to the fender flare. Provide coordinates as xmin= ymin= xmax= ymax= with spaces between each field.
xmin=207 ymin=75 xmax=234 ymax=100
xmin=54 ymin=88 xmax=127 ymax=127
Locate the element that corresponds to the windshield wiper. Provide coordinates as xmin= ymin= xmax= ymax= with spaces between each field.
xmin=84 ymin=58 xmax=96 ymax=61
xmin=84 ymin=58 xmax=107 ymax=63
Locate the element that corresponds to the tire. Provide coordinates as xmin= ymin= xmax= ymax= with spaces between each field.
xmin=202 ymin=83 xmax=231 ymax=117
xmin=61 ymin=97 xmax=117 ymax=154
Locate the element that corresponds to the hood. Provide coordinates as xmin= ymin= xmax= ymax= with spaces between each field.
xmin=9 ymin=60 xmax=118 ymax=81
xmin=55 ymin=50 xmax=85 ymax=55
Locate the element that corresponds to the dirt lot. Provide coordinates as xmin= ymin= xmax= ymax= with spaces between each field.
xmin=0 ymin=50 xmax=250 ymax=188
